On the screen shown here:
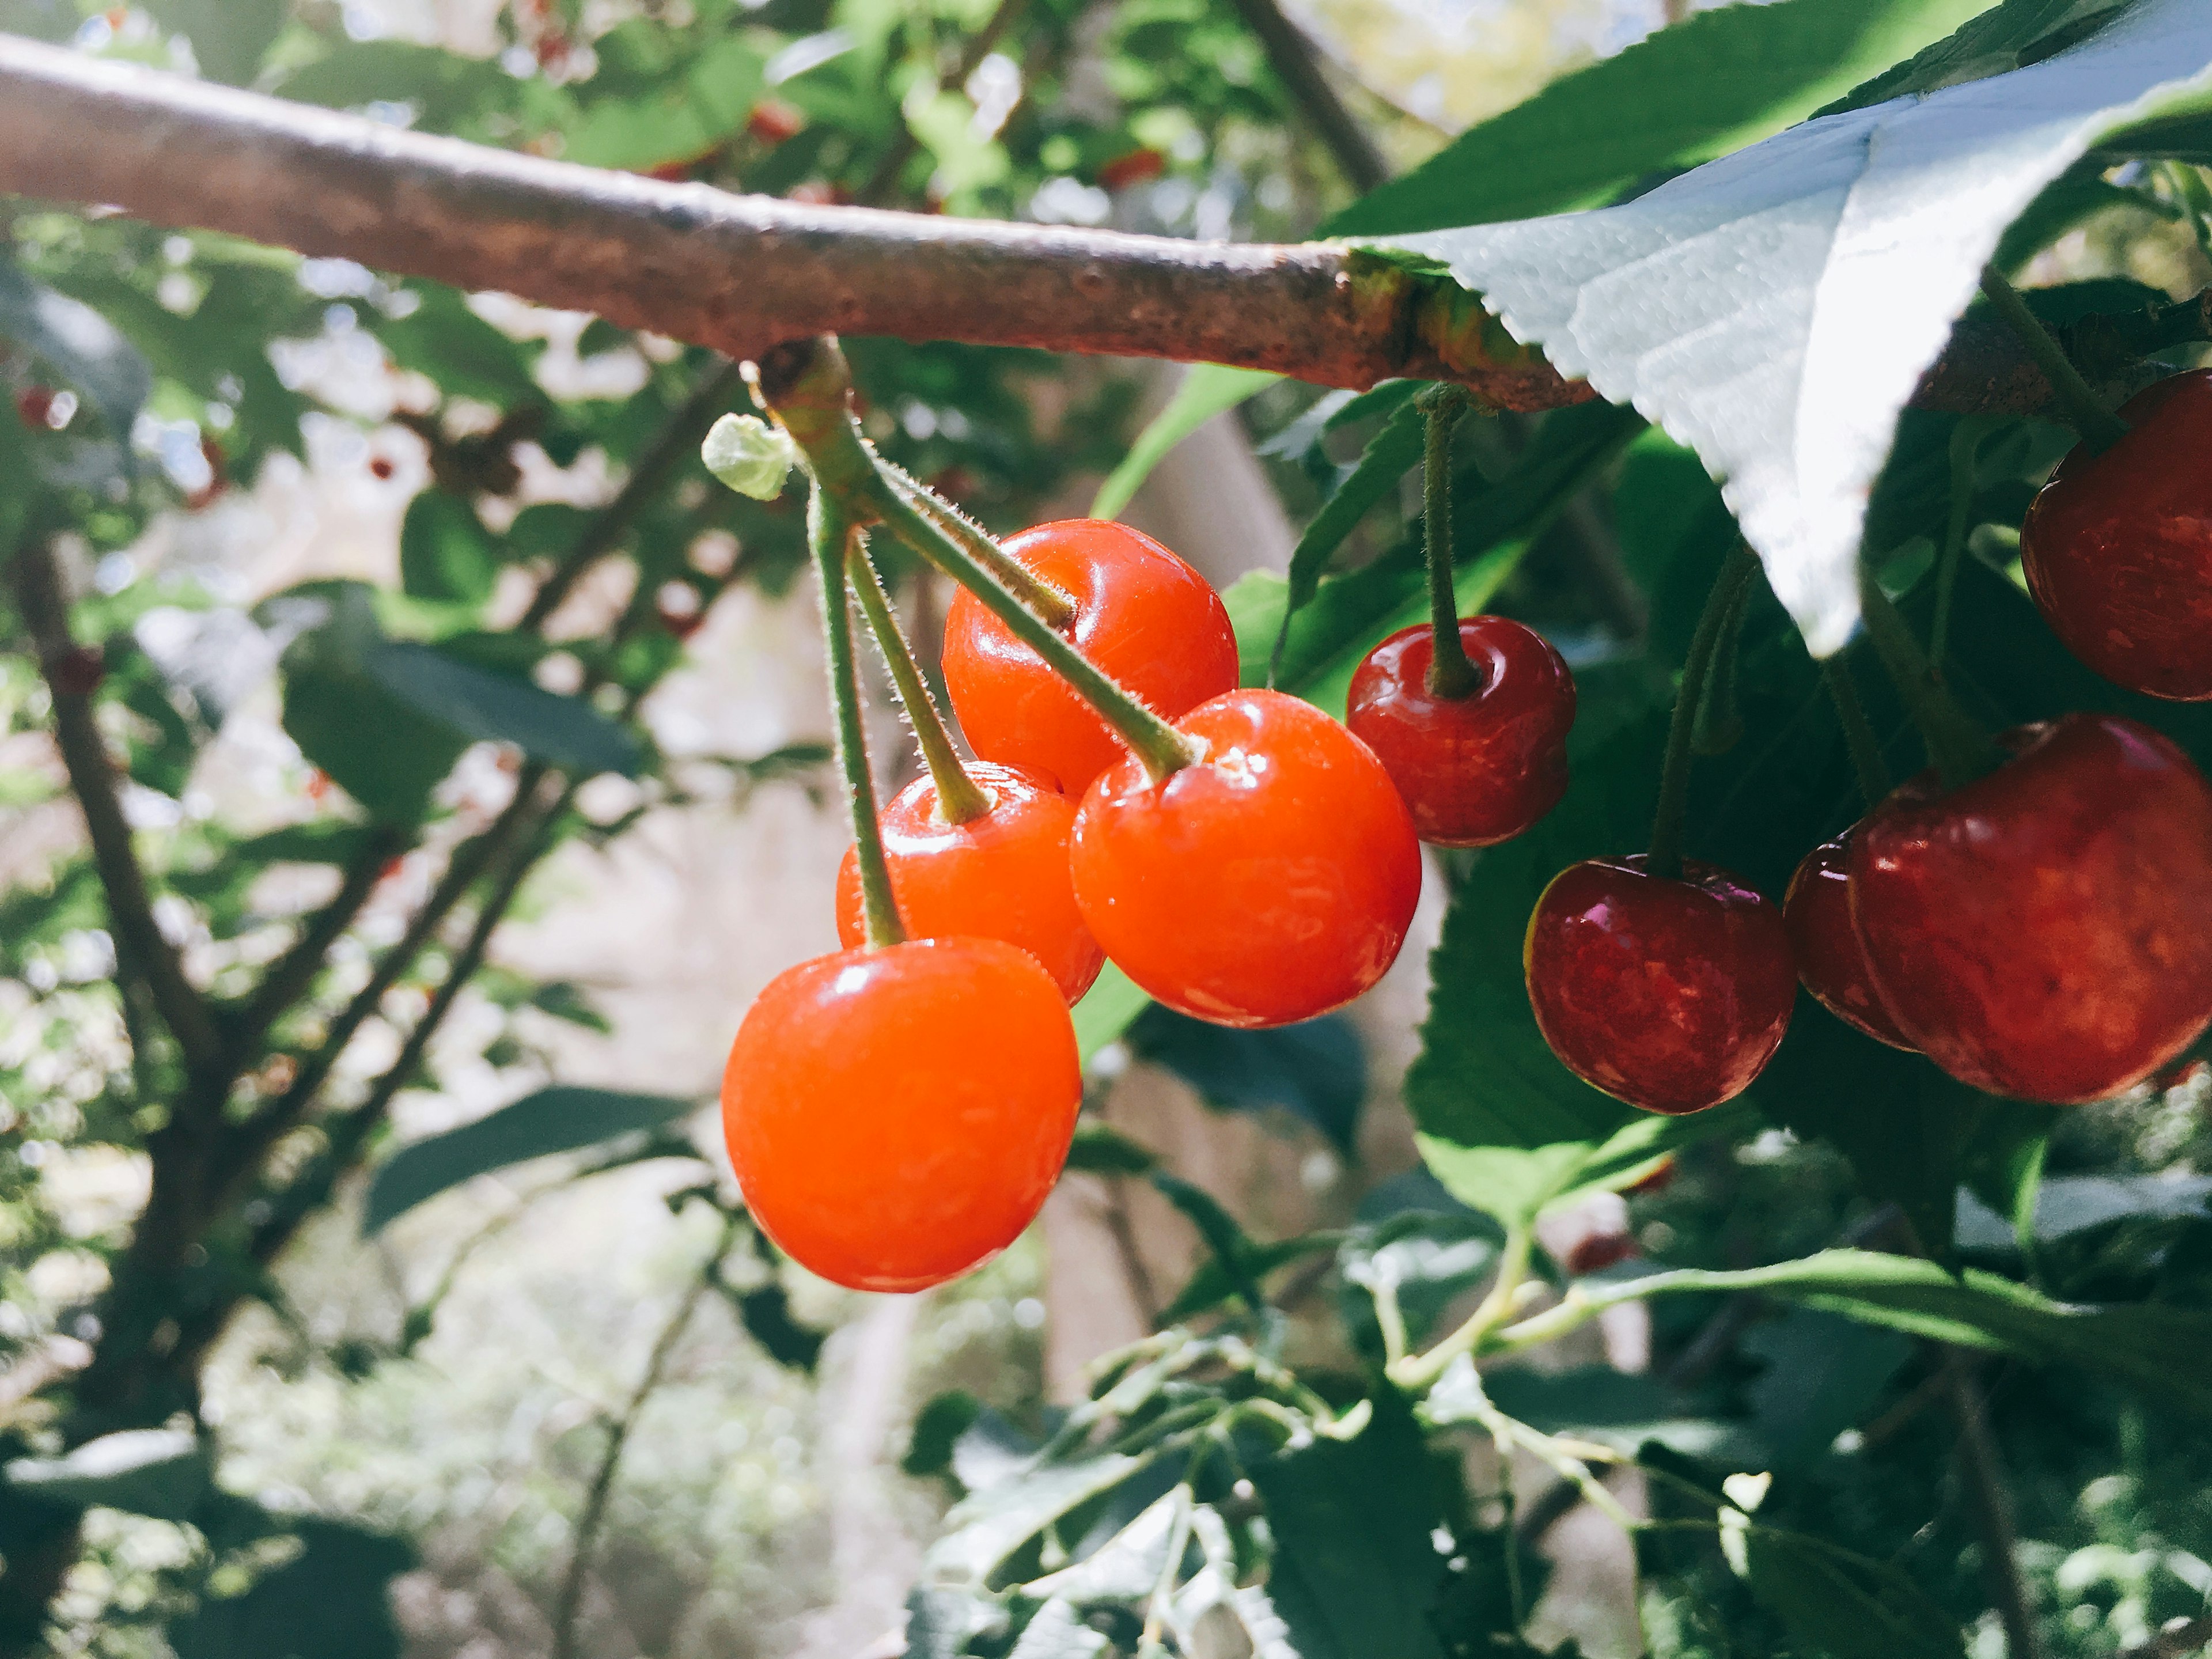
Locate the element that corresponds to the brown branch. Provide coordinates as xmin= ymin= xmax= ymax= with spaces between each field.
xmin=223 ymin=820 xmax=406 ymax=1062
xmin=7 ymin=536 xmax=221 ymax=1077
xmin=1223 ymin=0 xmax=1392 ymax=194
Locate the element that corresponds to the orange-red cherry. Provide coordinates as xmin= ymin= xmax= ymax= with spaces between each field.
xmin=1849 ymin=713 xmax=2212 ymax=1104
xmin=1525 ymin=856 xmax=1795 ymax=1115
xmin=2020 ymin=370 xmax=2212 ymax=701
xmin=834 ymin=763 xmax=1104 ymax=1003
xmin=721 ymin=937 xmax=1081 ymax=1293
xmin=942 ymin=518 xmax=1238 ymax=796
xmin=1069 ymin=689 xmax=1422 ymax=1029
xmin=1783 ymin=832 xmax=1914 ymax=1051
xmin=1346 ymin=617 xmax=1576 ymax=847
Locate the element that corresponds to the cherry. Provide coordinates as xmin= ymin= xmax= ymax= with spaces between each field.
xmin=942 ymin=518 xmax=1238 ymax=797
xmin=1525 ymin=857 xmax=1795 ymax=1115
xmin=16 ymin=385 xmax=55 ymax=430
xmin=1849 ymin=713 xmax=2212 ymax=1103
xmin=1068 ymin=688 xmax=1422 ymax=1029
xmin=835 ymin=763 xmax=1104 ymax=1004
xmin=721 ymin=937 xmax=1081 ymax=1293
xmin=1783 ymin=832 xmax=1914 ymax=1050
xmin=2020 ymin=369 xmax=2212 ymax=701
xmin=1097 ymin=147 xmax=1167 ymax=190
xmin=1346 ymin=616 xmax=1575 ymax=847
xmin=747 ymin=99 xmax=806 ymax=145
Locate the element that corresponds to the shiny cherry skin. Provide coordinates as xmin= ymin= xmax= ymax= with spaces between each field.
xmin=942 ymin=518 xmax=1239 ymax=796
xmin=1069 ymin=689 xmax=1422 ymax=1029
xmin=1346 ymin=617 xmax=1576 ymax=847
xmin=1849 ymin=713 xmax=2212 ymax=1104
xmin=834 ymin=763 xmax=1104 ymax=1003
xmin=1783 ymin=832 xmax=1915 ymax=1050
xmin=2021 ymin=370 xmax=2212 ymax=700
xmin=1525 ymin=856 xmax=1796 ymax=1115
xmin=721 ymin=937 xmax=1081 ymax=1293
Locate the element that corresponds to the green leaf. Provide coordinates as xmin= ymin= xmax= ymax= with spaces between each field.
xmin=1740 ymin=1310 xmax=1914 ymax=1469
xmin=1089 ymin=365 xmax=1278 ymax=521
xmin=1589 ymin=1248 xmax=2212 ymax=1416
xmin=376 ymin=285 xmax=542 ymax=404
xmin=1063 ymin=1120 xmax=1159 ymax=1177
xmin=1270 ymin=398 xmax=1426 ymax=675
xmin=366 ymin=639 xmax=643 ymax=777
xmin=399 ymin=491 xmax=499 ymax=605
xmin=904 ymin=1391 xmax=984 ymax=1480
xmin=1071 ymin=960 xmax=1150 ymax=1060
xmin=363 ymin=1086 xmax=700 ymax=1233
xmin=734 ymin=1278 xmax=828 ymax=1372
xmin=1126 ymin=1007 xmax=1364 ymax=1154
xmin=1375 ymin=1 xmax=2212 ymax=656
xmin=1331 ymin=0 xmax=1993 ymax=237
xmin=924 ymin=1453 xmax=1161 ymax=1589
xmin=275 ymin=40 xmax=512 ymax=131
xmin=1736 ymin=1524 xmax=1965 ymax=1659
xmin=169 ymin=1518 xmax=416 ymax=1659
xmin=561 ymin=36 xmax=766 ymax=171
xmin=1249 ymin=1393 xmax=1449 ymax=1659
xmin=1825 ymin=0 xmax=2138 ymax=115
xmin=144 ymin=0 xmax=287 ymax=85
xmin=1339 ymin=1209 xmax=1502 ymax=1353
xmin=0 ymin=256 xmax=152 ymax=450
xmin=1149 ymin=1172 xmax=1263 ymax=1313
xmin=2 ymin=1430 xmax=208 ymax=1520
xmin=1158 ymin=1230 xmax=1343 ymax=1326
xmin=1005 ymin=1599 xmax=1110 ymax=1659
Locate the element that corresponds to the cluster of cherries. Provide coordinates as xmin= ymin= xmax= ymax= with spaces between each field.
xmin=723 ymin=368 xmax=2212 ymax=1297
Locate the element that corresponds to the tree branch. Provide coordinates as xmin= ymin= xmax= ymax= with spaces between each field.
xmin=7 ymin=535 xmax=221 ymax=1077
xmin=1223 ymin=0 xmax=1391 ymax=193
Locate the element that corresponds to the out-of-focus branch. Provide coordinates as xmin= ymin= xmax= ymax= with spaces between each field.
xmin=9 ymin=536 xmax=221 ymax=1077
xmin=1222 ymin=0 xmax=1391 ymax=193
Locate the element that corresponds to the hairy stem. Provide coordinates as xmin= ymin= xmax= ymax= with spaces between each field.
xmin=1855 ymin=574 xmax=2003 ymax=790
xmin=1822 ymin=656 xmax=1894 ymax=809
xmin=813 ymin=493 xmax=904 ymax=949
xmin=1647 ymin=546 xmax=1759 ymax=881
xmin=847 ymin=539 xmax=991 ymax=825
xmin=1387 ymin=1221 xmax=1533 ymax=1391
xmin=1931 ymin=415 xmax=2001 ymax=672
xmin=878 ymin=462 xmax=1076 ymax=628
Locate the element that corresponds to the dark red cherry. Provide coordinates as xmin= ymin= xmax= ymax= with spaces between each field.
xmin=1783 ymin=832 xmax=1914 ymax=1050
xmin=1525 ymin=855 xmax=1795 ymax=1115
xmin=1849 ymin=713 xmax=2212 ymax=1104
xmin=2020 ymin=370 xmax=2212 ymax=701
xmin=1346 ymin=617 xmax=1575 ymax=848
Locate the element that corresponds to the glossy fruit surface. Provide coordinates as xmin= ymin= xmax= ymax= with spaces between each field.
xmin=1346 ymin=617 xmax=1576 ymax=847
xmin=1069 ymin=689 xmax=1421 ymax=1028
xmin=1525 ymin=856 xmax=1795 ymax=1115
xmin=942 ymin=518 xmax=1238 ymax=796
xmin=2020 ymin=370 xmax=2212 ymax=700
xmin=1849 ymin=713 xmax=2212 ymax=1103
xmin=834 ymin=763 xmax=1104 ymax=1003
xmin=721 ymin=937 xmax=1080 ymax=1293
xmin=1783 ymin=833 xmax=1914 ymax=1050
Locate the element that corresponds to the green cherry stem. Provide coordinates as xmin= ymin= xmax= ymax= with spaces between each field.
xmin=846 ymin=539 xmax=993 ymax=826
xmin=1977 ymin=266 xmax=2130 ymax=454
xmin=1646 ymin=545 xmax=1760 ymax=882
xmin=1821 ymin=654 xmax=1893 ymax=809
xmin=1385 ymin=1219 xmax=1533 ymax=1392
xmin=1931 ymin=415 xmax=2002 ymax=672
xmin=1416 ymin=385 xmax=1479 ymax=699
xmin=809 ymin=488 xmax=905 ymax=950
xmin=878 ymin=459 xmax=1078 ymax=628
xmin=1856 ymin=572 xmax=2003 ymax=791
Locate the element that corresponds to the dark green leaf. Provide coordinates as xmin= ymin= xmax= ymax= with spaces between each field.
xmin=275 ymin=40 xmax=512 ymax=131
xmin=1062 ymin=1120 xmax=1158 ymax=1177
xmin=365 ymin=640 xmax=643 ymax=777
xmin=399 ymin=491 xmax=499 ymax=605
xmin=902 ymin=1586 xmax=1007 ymax=1659
xmin=904 ymin=1391 xmax=984 ymax=1480
xmin=1824 ymin=0 xmax=2134 ymax=115
xmin=145 ymin=0 xmax=287 ymax=84
xmin=1148 ymin=1172 xmax=1263 ymax=1313
xmin=924 ymin=1452 xmax=1163 ymax=1589
xmin=1271 ymin=398 xmax=1426 ymax=668
xmin=1249 ymin=1392 xmax=1449 ymax=1659
xmin=562 ymin=37 xmax=766 ymax=171
xmin=2 ymin=1430 xmax=207 ymax=1520
xmin=169 ymin=1519 xmax=416 ymax=1659
xmin=735 ymin=1279 xmax=827 ymax=1372
xmin=376 ymin=285 xmax=541 ymax=404
xmin=1127 ymin=1007 xmax=1363 ymax=1154
xmin=1737 ymin=1524 xmax=1965 ymax=1659
xmin=1157 ymin=1231 xmax=1343 ymax=1327
xmin=363 ymin=1086 xmax=700 ymax=1233
xmin=1741 ymin=1310 xmax=1914 ymax=1469
xmin=0 ymin=257 xmax=152 ymax=450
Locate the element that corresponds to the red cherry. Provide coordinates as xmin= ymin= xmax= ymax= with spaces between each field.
xmin=1069 ymin=688 xmax=1422 ymax=1028
xmin=2020 ymin=370 xmax=2212 ymax=700
xmin=1783 ymin=832 xmax=1915 ymax=1050
xmin=1849 ymin=713 xmax=2212 ymax=1104
xmin=1525 ymin=857 xmax=1795 ymax=1115
xmin=747 ymin=99 xmax=806 ymax=145
xmin=721 ymin=938 xmax=1081 ymax=1292
xmin=369 ymin=456 xmax=396 ymax=481
xmin=834 ymin=764 xmax=1104 ymax=1004
xmin=942 ymin=519 xmax=1238 ymax=797
xmin=1097 ymin=147 xmax=1167 ymax=191
xmin=16 ymin=386 xmax=55 ymax=429
xmin=1345 ymin=617 xmax=1575 ymax=847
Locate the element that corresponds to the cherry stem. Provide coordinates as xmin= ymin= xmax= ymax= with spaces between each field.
xmin=878 ymin=459 xmax=1078 ymax=630
xmin=1930 ymin=414 xmax=2003 ymax=676
xmin=1647 ymin=545 xmax=1759 ymax=882
xmin=1417 ymin=385 xmax=1480 ymax=699
xmin=1821 ymin=656 xmax=1893 ymax=809
xmin=1856 ymin=573 xmax=2004 ymax=791
xmin=1690 ymin=575 xmax=1752 ymax=757
xmin=809 ymin=490 xmax=905 ymax=950
xmin=1977 ymin=266 xmax=2130 ymax=454
xmin=846 ymin=538 xmax=993 ymax=826
xmin=759 ymin=335 xmax=1202 ymax=787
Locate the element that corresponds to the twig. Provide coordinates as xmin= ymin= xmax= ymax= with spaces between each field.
xmin=1944 ymin=1352 xmax=2046 ymax=1659
xmin=1221 ymin=0 xmax=1391 ymax=193
xmin=224 ymin=821 xmax=406 ymax=1062
xmin=2123 ymin=1615 xmax=2212 ymax=1659
xmin=8 ymin=536 xmax=221 ymax=1077
xmin=549 ymin=1214 xmax=736 ymax=1659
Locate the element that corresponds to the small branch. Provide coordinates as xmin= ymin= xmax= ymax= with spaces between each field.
xmin=1943 ymin=1353 xmax=2046 ymax=1659
xmin=9 ymin=536 xmax=221 ymax=1077
xmin=1221 ymin=0 xmax=1392 ymax=194
xmin=550 ymin=1213 xmax=734 ymax=1659
xmin=225 ymin=821 xmax=406 ymax=1061
xmin=1647 ymin=546 xmax=1758 ymax=880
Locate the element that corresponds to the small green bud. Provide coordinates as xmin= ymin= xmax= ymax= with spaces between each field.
xmin=702 ymin=413 xmax=798 ymax=499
